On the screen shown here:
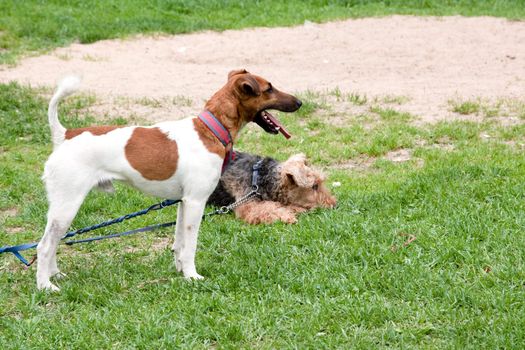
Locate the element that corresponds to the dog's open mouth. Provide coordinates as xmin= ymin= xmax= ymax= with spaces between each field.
xmin=254 ymin=111 xmax=291 ymax=139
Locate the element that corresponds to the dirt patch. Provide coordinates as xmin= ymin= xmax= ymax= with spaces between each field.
xmin=384 ymin=149 xmax=424 ymax=167
xmin=1 ymin=207 xmax=18 ymax=220
xmin=1 ymin=207 xmax=22 ymax=234
xmin=151 ymin=237 xmax=170 ymax=251
xmin=431 ymin=137 xmax=456 ymax=151
xmin=494 ymin=116 xmax=524 ymax=126
xmin=123 ymin=237 xmax=170 ymax=253
xmin=504 ymin=140 xmax=525 ymax=150
xmin=5 ymin=226 xmax=24 ymax=234
xmin=0 ymin=16 xmax=524 ymax=124
xmin=80 ymin=95 xmax=201 ymax=123
xmin=330 ymin=149 xmax=424 ymax=172
xmin=331 ymin=155 xmax=376 ymax=171
xmin=384 ymin=149 xmax=412 ymax=162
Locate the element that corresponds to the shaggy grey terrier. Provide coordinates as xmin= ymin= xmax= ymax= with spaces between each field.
xmin=208 ymin=151 xmax=336 ymax=224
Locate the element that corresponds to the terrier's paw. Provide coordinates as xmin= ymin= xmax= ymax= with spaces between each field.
xmin=277 ymin=207 xmax=299 ymax=224
xmin=281 ymin=214 xmax=298 ymax=224
xmin=268 ymin=209 xmax=297 ymax=224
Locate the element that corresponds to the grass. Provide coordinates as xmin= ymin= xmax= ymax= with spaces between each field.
xmin=1 ymin=82 xmax=525 ymax=348
xmin=450 ymin=100 xmax=482 ymax=115
xmin=1 ymin=0 xmax=525 ymax=64
xmin=348 ymin=92 xmax=369 ymax=106
xmin=449 ymin=97 xmax=525 ymax=120
xmin=2 ymin=1 xmax=525 ymax=347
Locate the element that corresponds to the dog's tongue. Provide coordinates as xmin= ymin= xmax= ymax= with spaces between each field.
xmin=264 ymin=111 xmax=291 ymax=139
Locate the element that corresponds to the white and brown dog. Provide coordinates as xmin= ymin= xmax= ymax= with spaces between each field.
xmin=37 ymin=69 xmax=301 ymax=291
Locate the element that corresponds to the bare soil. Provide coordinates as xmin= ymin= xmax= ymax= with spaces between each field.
xmin=0 ymin=16 xmax=524 ymax=123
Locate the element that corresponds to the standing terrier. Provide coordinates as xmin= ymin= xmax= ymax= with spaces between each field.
xmin=208 ymin=151 xmax=336 ymax=224
xmin=37 ymin=69 xmax=301 ymax=290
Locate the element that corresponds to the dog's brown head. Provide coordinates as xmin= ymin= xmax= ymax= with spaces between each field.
xmin=278 ymin=153 xmax=337 ymax=210
xmin=207 ymin=69 xmax=302 ymax=139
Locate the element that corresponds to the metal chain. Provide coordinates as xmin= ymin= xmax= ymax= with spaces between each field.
xmin=204 ymin=158 xmax=264 ymax=218
xmin=206 ymin=185 xmax=260 ymax=217
xmin=227 ymin=185 xmax=260 ymax=210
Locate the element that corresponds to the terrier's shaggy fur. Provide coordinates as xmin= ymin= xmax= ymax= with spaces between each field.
xmin=208 ymin=151 xmax=336 ymax=224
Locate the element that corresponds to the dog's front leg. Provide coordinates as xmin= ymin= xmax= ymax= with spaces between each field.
xmin=173 ymin=198 xmax=206 ymax=280
xmin=234 ymin=201 xmax=298 ymax=224
xmin=172 ymin=203 xmax=185 ymax=265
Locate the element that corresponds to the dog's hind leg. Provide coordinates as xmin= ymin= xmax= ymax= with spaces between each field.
xmin=173 ymin=198 xmax=206 ymax=280
xmin=37 ymin=177 xmax=92 ymax=291
xmin=95 ymin=180 xmax=115 ymax=193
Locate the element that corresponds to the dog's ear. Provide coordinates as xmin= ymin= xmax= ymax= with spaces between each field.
xmin=282 ymin=155 xmax=316 ymax=188
xmin=237 ymin=75 xmax=261 ymax=97
xmin=287 ymin=153 xmax=307 ymax=164
xmin=228 ymin=69 xmax=249 ymax=80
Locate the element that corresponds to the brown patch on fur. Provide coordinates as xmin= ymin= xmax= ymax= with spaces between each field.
xmin=125 ymin=127 xmax=178 ymax=180
xmin=65 ymin=125 xmax=123 ymax=139
xmin=235 ymin=201 xmax=298 ymax=224
xmin=192 ymin=118 xmax=226 ymax=159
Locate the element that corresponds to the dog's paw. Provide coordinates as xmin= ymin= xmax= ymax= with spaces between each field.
xmin=276 ymin=207 xmax=298 ymax=224
xmin=184 ymin=272 xmax=204 ymax=280
xmin=37 ymin=281 xmax=60 ymax=292
xmin=281 ymin=215 xmax=298 ymax=224
xmin=268 ymin=210 xmax=298 ymax=224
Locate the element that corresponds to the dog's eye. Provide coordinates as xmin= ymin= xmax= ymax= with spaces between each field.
xmin=266 ymin=84 xmax=273 ymax=93
xmin=312 ymin=184 xmax=318 ymax=191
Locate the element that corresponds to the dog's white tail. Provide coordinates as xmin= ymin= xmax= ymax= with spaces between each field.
xmin=48 ymin=76 xmax=81 ymax=148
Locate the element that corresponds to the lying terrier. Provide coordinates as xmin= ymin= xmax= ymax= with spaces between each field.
xmin=208 ymin=151 xmax=336 ymax=224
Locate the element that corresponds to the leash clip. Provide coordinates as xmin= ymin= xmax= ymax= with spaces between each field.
xmin=219 ymin=206 xmax=231 ymax=214
xmin=251 ymin=159 xmax=264 ymax=189
xmin=23 ymin=255 xmax=38 ymax=269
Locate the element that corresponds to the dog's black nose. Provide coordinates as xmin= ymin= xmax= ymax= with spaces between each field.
xmin=295 ymin=99 xmax=302 ymax=109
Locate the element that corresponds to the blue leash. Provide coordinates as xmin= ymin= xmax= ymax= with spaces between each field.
xmin=0 ymin=199 xmax=181 ymax=267
xmin=0 ymin=159 xmax=264 ymax=267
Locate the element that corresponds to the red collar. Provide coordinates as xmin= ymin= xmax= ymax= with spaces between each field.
xmin=198 ymin=110 xmax=235 ymax=173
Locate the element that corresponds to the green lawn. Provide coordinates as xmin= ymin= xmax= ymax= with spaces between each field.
xmin=1 ymin=0 xmax=525 ymax=64
xmin=1 ymin=81 xmax=525 ymax=348
xmin=2 ymin=1 xmax=525 ymax=348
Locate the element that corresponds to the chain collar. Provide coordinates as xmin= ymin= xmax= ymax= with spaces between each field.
xmin=207 ymin=159 xmax=264 ymax=216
